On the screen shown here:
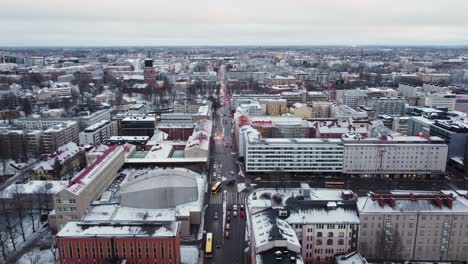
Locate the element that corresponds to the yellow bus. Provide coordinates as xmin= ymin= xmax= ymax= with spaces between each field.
xmin=211 ymin=182 xmax=222 ymax=193
xmin=205 ymin=232 xmax=213 ymax=257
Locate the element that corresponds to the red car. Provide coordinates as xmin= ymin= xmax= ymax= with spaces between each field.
xmin=240 ymin=210 xmax=245 ymax=218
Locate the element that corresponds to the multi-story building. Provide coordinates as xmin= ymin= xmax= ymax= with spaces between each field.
xmin=281 ymin=90 xmax=307 ymax=105
xmin=79 ymin=120 xmax=117 ymax=145
xmin=32 ymin=142 xmax=85 ymax=180
xmin=398 ymin=83 xmax=419 ymax=99
xmin=51 ymin=145 xmax=126 ymax=230
xmin=236 ymin=100 xmax=265 ymax=116
xmin=342 ymin=135 xmax=447 ymax=177
xmin=366 ymin=97 xmax=406 ymax=116
xmin=57 ymin=221 xmax=181 ymax=264
xmin=0 ymin=129 xmax=42 ymax=159
xmin=313 ymin=120 xmax=368 ymax=139
xmin=290 ymin=103 xmax=313 ymax=118
xmin=357 ymin=190 xmax=468 ymax=262
xmin=342 ymin=89 xmax=367 ymax=108
xmin=78 ymin=109 xmax=112 ymax=131
xmin=42 ymin=121 xmax=79 ymax=153
xmin=120 ymin=116 xmax=156 ymax=137
xmin=430 ymin=119 xmax=468 ymax=158
xmin=258 ymin=98 xmax=288 ymax=116
xmin=306 ymin=91 xmax=328 ymax=102
xmin=425 ymin=93 xmax=456 ymax=110
xmin=156 ymin=123 xmax=195 ymax=141
xmin=392 ymin=117 xmax=409 ymax=135
xmin=248 ymin=186 xmax=359 ymax=264
xmin=245 ymin=137 xmax=344 ymax=173
xmin=455 ymin=94 xmax=468 ymax=113
xmin=312 ymin=101 xmax=333 ymax=118
xmin=330 ymin=104 xmax=368 ymax=120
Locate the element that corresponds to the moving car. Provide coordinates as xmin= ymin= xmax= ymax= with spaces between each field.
xmin=226 ymin=223 xmax=231 ymax=230
xmin=233 ymin=211 xmax=237 ymax=217
xmin=225 ymin=231 xmax=230 ymax=239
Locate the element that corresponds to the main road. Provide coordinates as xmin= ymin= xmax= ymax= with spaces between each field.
xmin=203 ymin=69 xmax=248 ymax=264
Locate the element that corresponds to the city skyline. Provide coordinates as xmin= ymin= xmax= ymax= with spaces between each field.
xmin=2 ymin=0 xmax=468 ymax=46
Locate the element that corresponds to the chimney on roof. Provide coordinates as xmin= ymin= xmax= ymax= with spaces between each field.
xmin=445 ymin=196 xmax=453 ymax=208
xmin=435 ymin=196 xmax=443 ymax=208
xmin=388 ymin=197 xmax=396 ymax=208
xmin=378 ymin=197 xmax=385 ymax=207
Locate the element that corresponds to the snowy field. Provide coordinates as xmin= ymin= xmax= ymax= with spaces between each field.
xmin=17 ymin=248 xmax=55 ymax=264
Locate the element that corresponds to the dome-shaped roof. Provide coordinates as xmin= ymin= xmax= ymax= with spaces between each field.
xmin=119 ymin=168 xmax=200 ymax=209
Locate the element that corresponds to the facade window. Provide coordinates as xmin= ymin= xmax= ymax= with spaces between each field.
xmin=316 ymin=239 xmax=322 ymax=245
xmin=327 ymin=232 xmax=333 ymax=237
xmin=161 ymin=242 xmax=165 ymax=259
xmin=327 ymin=239 xmax=333 ymax=245
xmin=338 ymin=239 xmax=344 ymax=245
xmin=317 ymin=232 xmax=322 ymax=237
xmin=338 ymin=232 xmax=344 ymax=237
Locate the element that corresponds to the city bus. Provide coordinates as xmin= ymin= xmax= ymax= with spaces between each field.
xmin=205 ymin=232 xmax=213 ymax=257
xmin=211 ymin=181 xmax=222 ymax=193
xmin=324 ymin=181 xmax=345 ymax=188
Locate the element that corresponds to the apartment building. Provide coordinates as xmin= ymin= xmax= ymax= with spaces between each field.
xmin=366 ymin=97 xmax=406 ymax=116
xmin=312 ymin=101 xmax=333 ymax=118
xmin=79 ymin=120 xmax=117 ymax=145
xmin=358 ymin=191 xmax=468 ymax=262
xmin=120 ymin=116 xmax=155 ymax=137
xmin=248 ymin=186 xmax=359 ymax=264
xmin=258 ymin=98 xmax=288 ymax=116
xmin=0 ymin=129 xmax=42 ymax=159
xmin=42 ymin=121 xmax=79 ymax=153
xmin=342 ymin=135 xmax=447 ymax=176
xmin=51 ymin=145 xmax=126 ymax=230
xmin=342 ymin=89 xmax=367 ymax=108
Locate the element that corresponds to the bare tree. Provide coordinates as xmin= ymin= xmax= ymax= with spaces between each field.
xmin=27 ymin=195 xmax=36 ymax=233
xmin=11 ymin=185 xmax=27 ymax=242
xmin=0 ymin=232 xmax=10 ymax=263
xmin=47 ymin=239 xmax=57 ymax=262
xmin=24 ymin=249 xmax=42 ymax=264
xmin=0 ymin=196 xmax=17 ymax=251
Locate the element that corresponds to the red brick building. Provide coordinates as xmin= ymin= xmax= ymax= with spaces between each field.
xmin=57 ymin=221 xmax=181 ymax=264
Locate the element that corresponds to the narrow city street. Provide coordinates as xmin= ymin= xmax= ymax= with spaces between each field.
xmin=203 ymin=76 xmax=248 ymax=264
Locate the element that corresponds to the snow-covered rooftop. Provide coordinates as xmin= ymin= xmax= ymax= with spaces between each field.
xmin=33 ymin=142 xmax=81 ymax=171
xmin=57 ymin=221 xmax=179 ymax=238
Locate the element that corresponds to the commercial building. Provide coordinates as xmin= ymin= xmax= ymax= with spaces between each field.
xmin=57 ymin=221 xmax=181 ymax=264
xmin=425 ymin=94 xmax=456 ymax=110
xmin=429 ymin=119 xmax=468 ymax=158
xmin=342 ymin=135 xmax=447 ymax=177
xmin=79 ymin=120 xmax=117 ymax=145
xmin=120 ymin=116 xmax=155 ymax=137
xmin=51 ymin=145 xmax=127 ymax=230
xmin=245 ymin=137 xmax=344 ymax=173
xmin=357 ymin=190 xmax=468 ymax=262
xmin=392 ymin=117 xmax=409 ymax=135
xmin=42 ymin=121 xmax=79 ymax=153
xmin=106 ymin=136 xmax=149 ymax=146
xmin=156 ymin=123 xmax=195 ymax=141
xmin=330 ymin=104 xmax=367 ymax=120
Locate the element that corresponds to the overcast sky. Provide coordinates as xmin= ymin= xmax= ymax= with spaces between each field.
xmin=1 ymin=0 xmax=467 ymax=46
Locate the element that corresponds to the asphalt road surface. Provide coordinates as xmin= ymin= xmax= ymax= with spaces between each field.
xmin=204 ymin=81 xmax=248 ymax=264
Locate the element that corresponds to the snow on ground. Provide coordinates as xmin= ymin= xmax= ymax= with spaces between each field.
xmin=180 ymin=245 xmax=199 ymax=264
xmin=17 ymin=248 xmax=55 ymax=264
xmin=222 ymin=190 xmax=227 ymax=233
xmin=237 ymin=183 xmax=246 ymax=193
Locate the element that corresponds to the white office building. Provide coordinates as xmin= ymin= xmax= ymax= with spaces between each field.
xmin=79 ymin=120 xmax=117 ymax=145
xmin=246 ymin=137 xmax=344 ymax=173
xmin=425 ymin=94 xmax=456 ymax=110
